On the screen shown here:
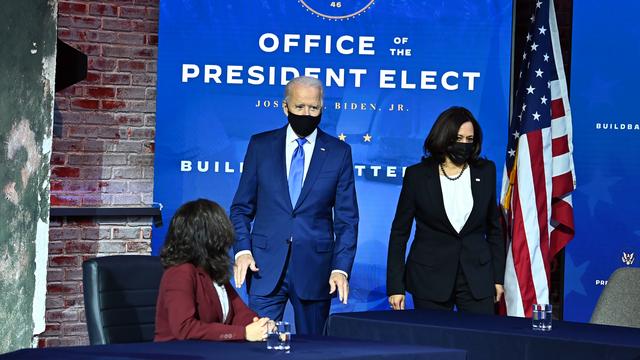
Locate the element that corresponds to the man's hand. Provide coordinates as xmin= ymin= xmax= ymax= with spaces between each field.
xmin=494 ymin=284 xmax=504 ymax=303
xmin=234 ymin=254 xmax=258 ymax=288
xmin=388 ymin=294 xmax=405 ymax=310
xmin=329 ymin=272 xmax=349 ymax=304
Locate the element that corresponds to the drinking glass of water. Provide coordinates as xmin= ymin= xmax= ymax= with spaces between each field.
xmin=266 ymin=321 xmax=291 ymax=351
xmin=532 ymin=304 xmax=552 ymax=331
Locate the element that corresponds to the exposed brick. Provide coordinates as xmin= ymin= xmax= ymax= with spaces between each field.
xmin=46 ymin=0 xmax=158 ymax=347
xmin=46 ymin=297 xmax=65 ymax=310
xmin=58 ymin=2 xmax=88 ymax=15
xmin=88 ymin=58 xmax=117 ymax=71
xmin=51 ymin=166 xmax=80 ymax=178
xmin=102 ymin=73 xmax=131 ymax=85
xmin=128 ymin=154 xmax=154 ymax=166
xmin=47 ymin=269 xmax=64 ymax=282
xmin=78 ymin=167 xmax=111 ymax=180
xmin=46 ymin=283 xmax=79 ymax=295
xmin=49 ymin=255 xmax=79 ymax=267
xmin=51 ymin=195 xmax=82 ymax=206
xmin=102 ymin=18 xmax=133 ymax=31
xmin=127 ymin=241 xmax=151 ymax=253
xmin=83 ymin=228 xmax=111 ymax=240
xmin=113 ymin=167 xmax=142 ymax=179
xmin=116 ymin=114 xmax=144 ymax=125
xmin=89 ymin=4 xmax=119 ymax=17
xmin=117 ymin=87 xmax=146 ymax=99
xmin=117 ymin=60 xmax=146 ymax=72
xmin=116 ymin=33 xmax=145 ymax=45
xmin=101 ymin=100 xmax=127 ymax=110
xmin=112 ymin=194 xmax=143 ymax=205
xmin=70 ymin=99 xmax=100 ymax=110
xmin=46 ymin=309 xmax=79 ymax=322
xmin=98 ymin=241 xmax=127 ymax=253
xmin=50 ymin=153 xmax=67 ymax=165
xmin=112 ymin=227 xmax=141 ymax=239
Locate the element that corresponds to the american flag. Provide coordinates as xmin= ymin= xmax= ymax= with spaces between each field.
xmin=500 ymin=0 xmax=576 ymax=317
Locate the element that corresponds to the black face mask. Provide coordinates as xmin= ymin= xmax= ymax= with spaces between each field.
xmin=287 ymin=111 xmax=321 ymax=137
xmin=446 ymin=142 xmax=474 ymax=165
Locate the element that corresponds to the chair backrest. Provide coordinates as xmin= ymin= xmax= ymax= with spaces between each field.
xmin=82 ymin=255 xmax=164 ymax=345
xmin=590 ymin=267 xmax=640 ymax=328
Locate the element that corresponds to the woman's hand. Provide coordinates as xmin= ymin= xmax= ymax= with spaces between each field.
xmin=388 ymin=294 xmax=405 ymax=310
xmin=494 ymin=284 xmax=504 ymax=303
xmin=245 ymin=317 xmax=269 ymax=341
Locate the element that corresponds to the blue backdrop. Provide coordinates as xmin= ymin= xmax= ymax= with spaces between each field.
xmin=153 ymin=0 xmax=513 ymax=313
xmin=563 ymin=1 xmax=640 ymax=322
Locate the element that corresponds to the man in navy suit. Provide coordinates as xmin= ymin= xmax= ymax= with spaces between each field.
xmin=230 ymin=76 xmax=359 ymax=335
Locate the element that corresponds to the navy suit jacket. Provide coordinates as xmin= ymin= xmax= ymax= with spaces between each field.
xmin=230 ymin=126 xmax=359 ymax=300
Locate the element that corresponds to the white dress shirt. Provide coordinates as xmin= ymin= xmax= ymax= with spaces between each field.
xmin=440 ymin=168 xmax=473 ymax=233
xmin=235 ymin=125 xmax=347 ymax=279
xmin=213 ymin=282 xmax=229 ymax=323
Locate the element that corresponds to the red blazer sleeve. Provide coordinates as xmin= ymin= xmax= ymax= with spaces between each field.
xmin=226 ymin=284 xmax=258 ymax=326
xmin=157 ymin=265 xmax=246 ymax=341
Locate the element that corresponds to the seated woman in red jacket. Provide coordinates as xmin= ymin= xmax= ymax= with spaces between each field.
xmin=154 ymin=199 xmax=270 ymax=342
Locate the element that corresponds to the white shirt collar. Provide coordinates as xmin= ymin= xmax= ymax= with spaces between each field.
xmin=286 ymin=124 xmax=317 ymax=145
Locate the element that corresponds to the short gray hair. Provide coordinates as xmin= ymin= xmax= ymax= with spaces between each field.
xmin=284 ymin=76 xmax=324 ymax=105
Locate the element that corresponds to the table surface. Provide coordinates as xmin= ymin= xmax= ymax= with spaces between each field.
xmin=0 ymin=335 xmax=467 ymax=360
xmin=325 ymin=310 xmax=640 ymax=360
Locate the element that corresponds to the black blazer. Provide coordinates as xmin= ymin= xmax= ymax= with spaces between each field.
xmin=387 ymin=157 xmax=505 ymax=301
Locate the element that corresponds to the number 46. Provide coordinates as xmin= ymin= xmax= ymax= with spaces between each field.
xmin=330 ymin=2 xmax=342 ymax=8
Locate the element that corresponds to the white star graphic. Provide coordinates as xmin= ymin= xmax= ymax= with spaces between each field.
xmin=532 ymin=111 xmax=541 ymax=121
xmin=526 ymin=85 xmax=535 ymax=94
xmin=513 ymin=130 xmax=520 ymax=139
xmin=519 ymin=71 xmax=523 ymax=78
xmin=535 ymin=68 xmax=544 ymax=78
xmin=338 ymin=133 xmax=347 ymax=141
xmin=530 ymin=14 xmax=536 ymax=23
xmin=363 ymin=133 xmax=372 ymax=142
xmin=522 ymin=104 xmax=527 ymax=111
xmin=538 ymin=26 xmax=547 ymax=35
xmin=526 ymin=33 xmax=532 ymax=42
xmin=540 ymin=95 xmax=548 ymax=104
xmin=531 ymin=42 xmax=539 ymax=51
xmin=543 ymin=53 xmax=550 ymax=62
xmin=517 ymin=113 xmax=523 ymax=120
xmin=523 ymin=52 xmax=527 ymax=60
xmin=536 ymin=1 xmax=542 ymax=8
xmin=508 ymin=149 xmax=516 ymax=157
xmin=547 ymin=81 xmax=551 ymax=88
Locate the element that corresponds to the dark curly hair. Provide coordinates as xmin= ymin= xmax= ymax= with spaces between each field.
xmin=423 ymin=106 xmax=483 ymax=164
xmin=160 ymin=199 xmax=235 ymax=284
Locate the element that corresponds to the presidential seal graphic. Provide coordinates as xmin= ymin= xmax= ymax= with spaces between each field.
xmin=298 ymin=0 xmax=375 ymax=20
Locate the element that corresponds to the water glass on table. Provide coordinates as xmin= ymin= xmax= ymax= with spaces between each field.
xmin=532 ymin=304 xmax=552 ymax=331
xmin=266 ymin=321 xmax=291 ymax=351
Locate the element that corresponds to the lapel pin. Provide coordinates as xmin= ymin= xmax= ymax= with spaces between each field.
xmin=475 ymin=178 xmax=481 ymax=182
xmin=320 ymin=147 xmax=326 ymax=151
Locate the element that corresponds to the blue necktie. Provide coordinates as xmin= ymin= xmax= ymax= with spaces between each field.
xmin=288 ymin=138 xmax=307 ymax=207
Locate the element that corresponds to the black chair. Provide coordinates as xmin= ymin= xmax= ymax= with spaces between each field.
xmin=82 ymin=255 xmax=164 ymax=344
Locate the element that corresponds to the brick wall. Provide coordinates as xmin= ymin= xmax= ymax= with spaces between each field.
xmin=41 ymin=0 xmax=159 ymax=347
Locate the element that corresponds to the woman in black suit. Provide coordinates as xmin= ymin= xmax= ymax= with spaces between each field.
xmin=387 ymin=106 xmax=505 ymax=314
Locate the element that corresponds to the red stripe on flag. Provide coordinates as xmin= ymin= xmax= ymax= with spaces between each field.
xmin=551 ymin=98 xmax=565 ymax=118
xmin=550 ymin=199 xmax=575 ymax=256
xmin=551 ymin=135 xmax=569 ymax=157
xmin=510 ymin=180 xmax=538 ymax=316
xmin=552 ymin=172 xmax=574 ymax=198
xmin=526 ymin=131 xmax=552 ymax=284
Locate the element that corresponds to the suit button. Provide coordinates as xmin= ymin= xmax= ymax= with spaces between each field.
xmin=292 ymin=213 xmax=296 ymax=218
xmin=286 ymin=237 xmax=292 ymax=244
